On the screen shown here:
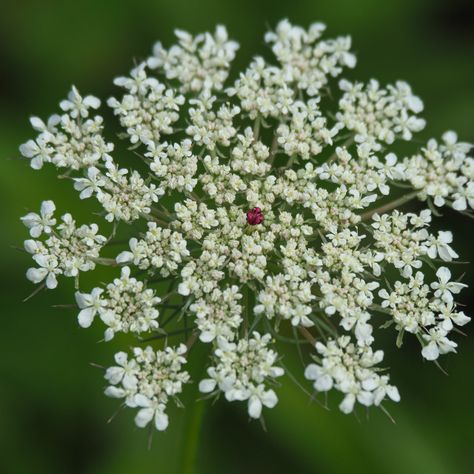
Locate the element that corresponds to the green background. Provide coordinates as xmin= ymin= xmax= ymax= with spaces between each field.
xmin=1 ymin=0 xmax=474 ymax=473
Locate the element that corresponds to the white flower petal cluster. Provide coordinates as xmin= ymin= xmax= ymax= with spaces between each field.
xmin=310 ymin=229 xmax=380 ymax=346
xmin=199 ymin=333 xmax=284 ymax=418
xmin=337 ymin=79 xmax=426 ymax=155
xmin=317 ymin=147 xmax=398 ymax=196
xmin=305 ymin=336 xmax=400 ymax=414
xmin=147 ymin=139 xmax=198 ymax=192
xmin=74 ymin=159 xmax=163 ymax=222
xmin=20 ymin=19 xmax=472 ymax=432
xmin=255 ymin=274 xmax=315 ymax=327
xmin=105 ymin=345 xmax=190 ymax=431
xmin=21 ymin=200 xmax=56 ymax=238
xmin=60 ymin=85 xmax=101 ymax=118
xmin=200 ymin=154 xmax=247 ymax=204
xmin=372 ymin=210 xmax=459 ymax=277
xmin=20 ymin=86 xmax=113 ymax=170
xmin=265 ymin=19 xmax=356 ymax=96
xmin=190 ymin=285 xmax=242 ymax=342
xmin=75 ymin=266 xmax=161 ymax=340
xmin=23 ymin=201 xmax=105 ymax=288
xmin=116 ymin=222 xmax=189 ymax=276
xmin=227 ymin=57 xmax=293 ymax=120
xmin=177 ymin=246 xmax=227 ymax=298
xmin=186 ymin=94 xmax=240 ymax=150
xmin=108 ymin=63 xmax=185 ymax=145
xmin=148 ymin=26 xmax=239 ymax=94
xmin=317 ymin=272 xmax=378 ymax=347
xmin=277 ymin=99 xmax=342 ymax=160
xmin=173 ymin=199 xmax=219 ymax=240
xmin=402 ymin=131 xmax=474 ymax=210
xmin=230 ymin=128 xmax=271 ymax=176
xmin=270 ymin=164 xmax=377 ymax=233
xmin=379 ymin=268 xmax=470 ymax=360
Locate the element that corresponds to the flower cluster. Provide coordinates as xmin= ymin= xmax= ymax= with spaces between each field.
xmin=402 ymin=132 xmax=474 ymax=210
xmin=116 ymin=222 xmax=189 ymax=276
xmin=19 ymin=19 xmax=472 ymax=433
xmin=22 ymin=201 xmax=106 ymax=289
xmin=108 ymin=63 xmax=185 ymax=146
xmin=148 ymin=26 xmax=239 ymax=95
xmin=147 ymin=139 xmax=198 ymax=192
xmin=104 ymin=345 xmax=190 ymax=431
xmin=264 ymin=19 xmax=356 ymax=97
xmin=305 ymin=337 xmax=400 ymax=414
xmin=75 ymin=266 xmax=161 ymax=341
xmin=73 ymin=159 xmax=162 ymax=222
xmin=190 ymin=285 xmax=243 ymax=342
xmin=19 ymin=86 xmax=113 ymax=170
xmin=379 ymin=267 xmax=469 ymax=360
xmin=199 ymin=333 xmax=284 ymax=418
xmin=337 ymin=79 xmax=426 ymax=155
xmin=255 ymin=274 xmax=315 ymax=327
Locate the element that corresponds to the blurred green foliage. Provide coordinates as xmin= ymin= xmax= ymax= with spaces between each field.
xmin=1 ymin=0 xmax=474 ymax=473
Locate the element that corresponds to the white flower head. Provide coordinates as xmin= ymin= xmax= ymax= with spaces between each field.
xmin=18 ymin=20 xmax=472 ymax=433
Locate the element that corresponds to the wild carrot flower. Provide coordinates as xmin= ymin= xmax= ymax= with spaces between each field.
xmin=19 ymin=19 xmax=472 ymax=431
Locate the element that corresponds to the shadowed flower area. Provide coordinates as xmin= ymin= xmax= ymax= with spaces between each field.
xmin=1 ymin=1 xmax=474 ymax=474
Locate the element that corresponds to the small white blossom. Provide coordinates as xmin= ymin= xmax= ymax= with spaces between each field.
xmin=421 ymin=327 xmax=457 ymax=361
xmin=255 ymin=274 xmax=315 ymax=327
xmin=75 ymin=159 xmax=163 ymax=222
xmin=426 ymin=231 xmax=459 ymax=261
xmin=60 ymin=86 xmax=101 ymax=118
xmin=21 ymin=200 xmax=56 ymax=238
xmin=147 ymin=139 xmax=198 ymax=192
xmin=430 ymin=266 xmax=467 ymax=303
xmin=337 ymin=79 xmax=425 ymax=154
xmin=190 ymin=286 xmax=243 ymax=342
xmin=265 ymin=19 xmax=356 ymax=96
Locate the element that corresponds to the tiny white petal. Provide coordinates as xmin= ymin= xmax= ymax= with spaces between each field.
xmin=248 ymin=396 xmax=263 ymax=419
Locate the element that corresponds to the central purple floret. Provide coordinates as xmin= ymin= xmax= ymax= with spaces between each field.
xmin=246 ymin=207 xmax=264 ymax=225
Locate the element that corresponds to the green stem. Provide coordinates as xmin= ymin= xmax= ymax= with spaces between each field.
xmin=92 ymin=257 xmax=120 ymax=267
xmin=269 ymin=132 xmax=279 ymax=165
xmin=181 ymin=400 xmax=206 ymax=474
xmin=361 ymin=191 xmax=419 ymax=221
xmin=253 ymin=116 xmax=261 ymax=140
xmin=243 ymin=285 xmax=250 ymax=336
xmin=286 ymin=154 xmax=297 ymax=169
xmin=325 ymin=135 xmax=354 ymax=163
xmin=298 ymin=325 xmax=316 ymax=345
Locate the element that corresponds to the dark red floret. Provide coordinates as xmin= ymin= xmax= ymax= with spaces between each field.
xmin=246 ymin=207 xmax=264 ymax=225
